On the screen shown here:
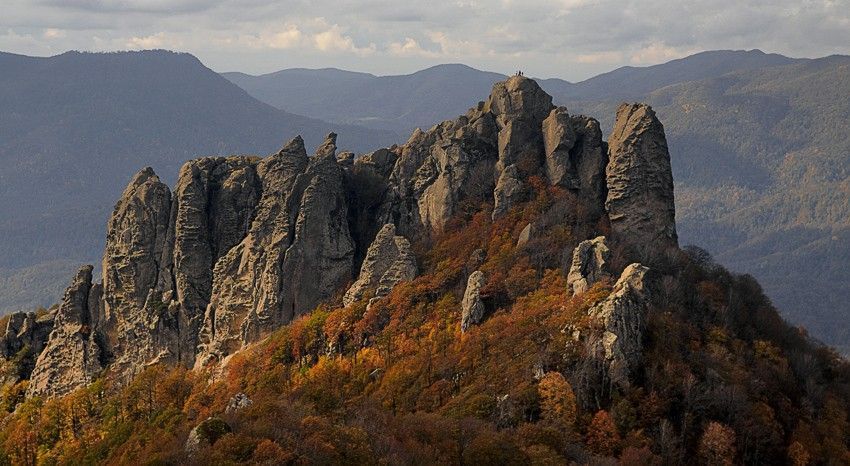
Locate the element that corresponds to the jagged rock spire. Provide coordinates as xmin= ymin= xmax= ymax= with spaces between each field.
xmin=27 ymin=265 xmax=102 ymax=398
xmin=605 ymin=103 xmax=678 ymax=255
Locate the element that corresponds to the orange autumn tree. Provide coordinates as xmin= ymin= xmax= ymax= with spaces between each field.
xmin=586 ymin=410 xmax=620 ymax=456
xmin=699 ymin=421 xmax=736 ymax=466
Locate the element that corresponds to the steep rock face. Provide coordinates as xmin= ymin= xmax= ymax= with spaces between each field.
xmin=278 ymin=134 xmax=355 ymax=321
xmin=343 ymin=223 xmax=417 ymax=307
xmin=196 ymin=134 xmax=355 ymax=366
xmin=0 ymin=310 xmax=55 ymax=383
xmin=543 ymin=108 xmax=608 ymax=223
xmin=385 ymin=105 xmax=499 ymax=234
xmin=567 ymin=236 xmax=612 ymax=295
xmin=588 ymin=263 xmax=650 ymax=388
xmin=160 ymin=156 xmax=262 ymax=366
xmin=195 ymin=137 xmax=308 ymax=365
xmin=461 ymin=271 xmax=487 ymax=332
xmin=27 ymin=266 xmax=102 ymax=398
xmin=100 ymin=167 xmax=175 ymax=375
xmin=606 ymin=103 xmax=677 ymax=254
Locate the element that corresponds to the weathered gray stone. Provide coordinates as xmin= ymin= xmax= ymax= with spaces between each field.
xmin=0 ymin=310 xmax=55 ymax=384
xmin=27 ymin=266 xmax=102 ymax=398
xmin=461 ymin=271 xmax=487 ymax=332
xmin=606 ymin=103 xmax=677 ymax=253
xmin=100 ymin=167 xmax=177 ymax=377
xmin=588 ymin=263 xmax=650 ymax=388
xmin=567 ymin=236 xmax=612 ymax=295
xmin=344 ymin=223 xmax=417 ymax=307
xmin=225 ymin=392 xmax=253 ymax=414
xmin=493 ymin=164 xmax=527 ymax=219
xmin=196 ymin=134 xmax=355 ymax=367
xmin=542 ymin=107 xmax=577 ymax=188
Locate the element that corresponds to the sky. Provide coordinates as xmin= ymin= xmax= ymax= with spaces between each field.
xmin=2 ymin=0 xmax=850 ymax=80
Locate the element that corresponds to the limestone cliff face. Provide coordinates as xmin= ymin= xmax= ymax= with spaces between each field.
xmin=27 ymin=266 xmax=102 ymax=398
xmin=18 ymin=76 xmax=680 ymax=397
xmin=606 ymin=103 xmax=678 ymax=254
xmin=163 ymin=156 xmax=262 ymax=366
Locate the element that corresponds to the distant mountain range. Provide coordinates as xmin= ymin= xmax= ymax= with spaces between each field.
xmin=0 ymin=50 xmax=396 ymax=313
xmin=2 ymin=48 xmax=849 ymax=354
xmin=225 ymin=50 xmax=850 ymax=353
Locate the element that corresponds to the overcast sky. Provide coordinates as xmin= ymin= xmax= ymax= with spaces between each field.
xmin=2 ymin=0 xmax=849 ymax=80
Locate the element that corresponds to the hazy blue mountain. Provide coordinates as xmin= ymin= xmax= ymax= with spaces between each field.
xmin=0 ymin=50 xmax=397 ymax=314
xmin=224 ymin=51 xmax=850 ymax=353
xmin=224 ymin=63 xmax=506 ymax=133
xmin=226 ymin=50 xmax=799 ymax=134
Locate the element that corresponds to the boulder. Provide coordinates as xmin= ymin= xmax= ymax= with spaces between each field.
xmin=225 ymin=392 xmax=253 ymax=414
xmin=567 ymin=236 xmax=612 ymax=295
xmin=606 ymin=103 xmax=677 ymax=254
xmin=185 ymin=417 xmax=232 ymax=455
xmin=461 ymin=271 xmax=487 ymax=332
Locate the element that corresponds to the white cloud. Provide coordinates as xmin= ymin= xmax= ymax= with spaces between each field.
xmin=388 ymin=37 xmax=439 ymax=57
xmin=126 ymin=32 xmax=169 ymax=49
xmin=312 ymin=24 xmax=376 ymax=55
xmin=43 ymin=28 xmax=66 ymax=39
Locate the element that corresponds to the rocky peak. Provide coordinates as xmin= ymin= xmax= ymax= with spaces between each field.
xmin=606 ymin=103 xmax=678 ymax=257
xmin=485 ymin=75 xmax=554 ymax=124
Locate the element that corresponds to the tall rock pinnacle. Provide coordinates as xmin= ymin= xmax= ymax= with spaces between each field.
xmin=605 ymin=103 xmax=678 ymax=256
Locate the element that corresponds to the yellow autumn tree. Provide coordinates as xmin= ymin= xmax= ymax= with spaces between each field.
xmin=538 ymin=372 xmax=577 ymax=429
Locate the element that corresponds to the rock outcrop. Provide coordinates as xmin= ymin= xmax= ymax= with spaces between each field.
xmin=28 ymin=266 xmax=103 ymax=398
xmin=567 ymin=236 xmax=612 ymax=295
xmin=195 ymin=134 xmax=355 ymax=366
xmin=588 ymin=263 xmax=650 ymax=388
xmin=100 ymin=167 xmax=176 ymax=376
xmin=343 ymin=223 xmax=417 ymax=307
xmin=0 ymin=310 xmax=54 ymax=384
xmin=543 ymin=108 xmax=608 ymax=223
xmin=461 ymin=271 xmax=487 ymax=332
xmin=488 ymin=76 xmax=554 ymax=218
xmin=606 ymin=103 xmax=677 ymax=254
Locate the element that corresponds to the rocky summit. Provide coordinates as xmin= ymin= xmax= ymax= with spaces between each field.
xmin=7 ymin=75 xmax=677 ymax=398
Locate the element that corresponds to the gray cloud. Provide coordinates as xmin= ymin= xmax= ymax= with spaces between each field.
xmin=2 ymin=0 xmax=849 ymax=80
